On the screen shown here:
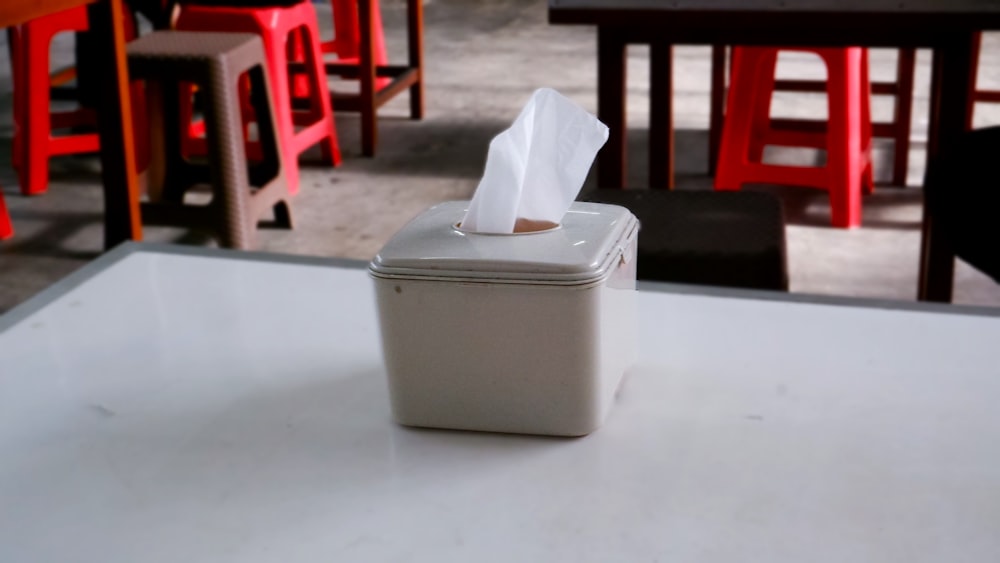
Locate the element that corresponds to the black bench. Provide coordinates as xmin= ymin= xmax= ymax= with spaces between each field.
xmin=581 ymin=189 xmax=788 ymax=291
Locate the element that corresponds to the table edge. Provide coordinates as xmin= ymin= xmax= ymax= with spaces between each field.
xmin=638 ymin=280 xmax=1000 ymax=318
xmin=0 ymin=243 xmax=372 ymax=334
xmin=2 ymin=244 xmax=996 ymax=336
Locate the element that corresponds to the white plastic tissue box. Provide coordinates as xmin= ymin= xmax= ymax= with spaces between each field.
xmin=370 ymin=200 xmax=638 ymax=437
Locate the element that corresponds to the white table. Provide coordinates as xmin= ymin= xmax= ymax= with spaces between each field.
xmin=2 ymin=243 xmax=1000 ymax=562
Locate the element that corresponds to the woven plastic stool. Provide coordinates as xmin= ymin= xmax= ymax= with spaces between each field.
xmin=128 ymin=31 xmax=292 ymax=250
xmin=582 ymin=190 xmax=788 ymax=291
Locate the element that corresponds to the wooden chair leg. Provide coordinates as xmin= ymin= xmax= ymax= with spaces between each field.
xmin=597 ymin=27 xmax=627 ymax=189
xmin=966 ymin=32 xmax=984 ymax=130
xmin=359 ymin=0 xmax=377 ymax=156
xmin=88 ymin=0 xmax=144 ymax=248
xmin=407 ymin=0 xmax=424 ymax=120
xmin=650 ymin=41 xmax=673 ymax=189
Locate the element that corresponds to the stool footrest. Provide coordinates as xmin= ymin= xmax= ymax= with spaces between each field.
xmin=331 ymin=68 xmax=420 ymax=112
xmin=322 ymin=62 xmax=411 ymax=79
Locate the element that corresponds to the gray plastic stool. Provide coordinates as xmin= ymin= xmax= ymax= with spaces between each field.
xmin=581 ymin=190 xmax=788 ymax=291
xmin=128 ymin=31 xmax=291 ymax=249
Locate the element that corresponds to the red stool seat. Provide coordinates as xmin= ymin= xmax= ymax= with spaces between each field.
xmin=714 ymin=47 xmax=874 ymax=228
xmin=176 ymin=1 xmax=341 ymax=195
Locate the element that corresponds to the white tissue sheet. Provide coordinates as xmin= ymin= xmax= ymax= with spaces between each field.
xmin=460 ymin=88 xmax=609 ymax=233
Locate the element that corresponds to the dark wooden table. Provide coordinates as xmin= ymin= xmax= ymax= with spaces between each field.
xmin=549 ymin=0 xmax=1000 ymax=302
xmin=3 ymin=0 xmax=142 ymax=249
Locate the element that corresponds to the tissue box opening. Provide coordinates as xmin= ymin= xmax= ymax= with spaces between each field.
xmin=456 ymin=218 xmax=560 ymax=234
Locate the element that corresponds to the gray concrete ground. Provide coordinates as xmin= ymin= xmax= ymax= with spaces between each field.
xmin=1 ymin=0 xmax=999 ymax=312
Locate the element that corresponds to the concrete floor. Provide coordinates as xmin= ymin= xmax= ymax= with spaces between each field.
xmin=1 ymin=0 xmax=999 ymax=313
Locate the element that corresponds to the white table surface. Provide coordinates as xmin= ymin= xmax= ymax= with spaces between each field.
xmin=2 ymin=244 xmax=1000 ymax=562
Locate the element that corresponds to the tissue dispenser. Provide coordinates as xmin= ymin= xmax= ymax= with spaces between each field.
xmin=369 ymin=201 xmax=638 ymax=436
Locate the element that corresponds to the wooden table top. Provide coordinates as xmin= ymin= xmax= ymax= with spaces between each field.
xmin=550 ymin=0 xmax=1000 ymax=14
xmin=549 ymin=0 xmax=1000 ymax=36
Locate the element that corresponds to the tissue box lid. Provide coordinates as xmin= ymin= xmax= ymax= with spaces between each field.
xmin=369 ymin=201 xmax=638 ymax=284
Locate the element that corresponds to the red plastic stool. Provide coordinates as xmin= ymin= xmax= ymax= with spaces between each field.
xmin=322 ymin=0 xmax=389 ymax=90
xmin=10 ymin=7 xmax=98 ymax=196
xmin=9 ymin=6 xmax=148 ymax=196
xmin=176 ymin=2 xmax=341 ymax=195
xmin=714 ymin=47 xmax=874 ymax=229
xmin=0 ymin=188 xmax=12 ymax=240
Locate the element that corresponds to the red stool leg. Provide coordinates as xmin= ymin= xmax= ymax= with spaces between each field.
xmin=259 ymin=11 xmax=301 ymax=192
xmin=328 ymin=0 xmax=355 ymax=57
xmin=859 ymin=48 xmax=875 ymax=195
xmin=749 ymin=49 xmax=779 ymax=163
xmin=289 ymin=31 xmax=310 ymax=100
xmin=20 ymin=18 xmax=57 ymax=196
xmin=8 ymin=27 xmax=23 ymax=174
xmin=0 ymin=190 xmax=13 ymax=240
xmin=296 ymin=18 xmax=341 ymax=165
xmin=715 ymin=47 xmax=770 ymax=191
xmin=17 ymin=7 xmax=101 ymax=196
xmin=824 ymin=47 xmax=864 ymax=229
xmin=264 ymin=3 xmax=339 ymax=169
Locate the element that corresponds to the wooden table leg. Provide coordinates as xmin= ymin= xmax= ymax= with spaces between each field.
xmin=708 ymin=44 xmax=726 ymax=176
xmin=649 ymin=40 xmax=673 ymax=189
xmin=892 ymin=48 xmax=916 ymax=187
xmin=966 ymin=32 xmax=984 ymax=130
xmin=597 ymin=26 xmax=627 ymax=189
xmin=407 ymin=0 xmax=423 ymax=120
xmin=87 ymin=0 xmax=142 ymax=249
xmin=919 ymin=33 xmax=976 ymax=302
xmin=359 ymin=0 xmax=377 ymax=156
